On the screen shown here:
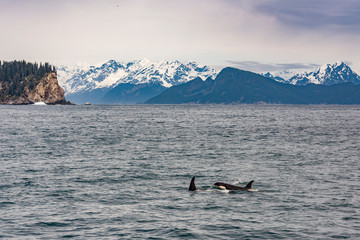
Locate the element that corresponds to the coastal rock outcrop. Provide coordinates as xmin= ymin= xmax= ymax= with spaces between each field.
xmin=0 ymin=60 xmax=70 ymax=105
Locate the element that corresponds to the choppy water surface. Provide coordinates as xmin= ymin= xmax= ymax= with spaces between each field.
xmin=1 ymin=105 xmax=359 ymax=239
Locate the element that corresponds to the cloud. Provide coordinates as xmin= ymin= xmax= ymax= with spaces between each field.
xmin=1 ymin=0 xmax=360 ymax=72
xmin=226 ymin=60 xmax=320 ymax=73
xmin=256 ymin=0 xmax=360 ymax=32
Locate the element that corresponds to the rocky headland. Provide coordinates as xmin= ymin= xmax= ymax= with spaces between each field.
xmin=0 ymin=60 xmax=71 ymax=105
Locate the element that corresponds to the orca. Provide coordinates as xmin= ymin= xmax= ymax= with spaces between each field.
xmin=188 ymin=176 xmax=254 ymax=191
xmin=213 ymin=180 xmax=254 ymax=191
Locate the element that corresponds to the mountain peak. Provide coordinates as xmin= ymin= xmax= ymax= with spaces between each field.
xmin=319 ymin=61 xmax=348 ymax=72
xmin=334 ymin=60 xmax=345 ymax=67
xmin=138 ymin=58 xmax=151 ymax=65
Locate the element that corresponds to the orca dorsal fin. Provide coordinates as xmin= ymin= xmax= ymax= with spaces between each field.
xmin=245 ymin=180 xmax=254 ymax=189
xmin=189 ymin=177 xmax=197 ymax=191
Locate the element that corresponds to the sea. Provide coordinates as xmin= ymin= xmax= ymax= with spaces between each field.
xmin=0 ymin=104 xmax=359 ymax=239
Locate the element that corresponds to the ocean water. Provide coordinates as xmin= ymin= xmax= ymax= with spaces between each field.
xmin=0 ymin=104 xmax=359 ymax=239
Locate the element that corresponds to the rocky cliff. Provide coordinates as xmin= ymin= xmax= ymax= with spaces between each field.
xmin=27 ymin=72 xmax=66 ymax=104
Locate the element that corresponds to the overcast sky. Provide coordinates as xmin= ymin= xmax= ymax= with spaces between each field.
xmin=1 ymin=0 xmax=360 ymax=72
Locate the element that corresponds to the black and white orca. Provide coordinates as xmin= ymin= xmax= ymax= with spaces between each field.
xmin=189 ymin=176 xmax=255 ymax=191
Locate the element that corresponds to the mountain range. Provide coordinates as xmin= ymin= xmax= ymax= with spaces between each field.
xmin=263 ymin=61 xmax=360 ymax=86
xmin=56 ymin=60 xmax=360 ymax=104
xmin=146 ymin=67 xmax=360 ymax=104
xmin=56 ymin=59 xmax=218 ymax=104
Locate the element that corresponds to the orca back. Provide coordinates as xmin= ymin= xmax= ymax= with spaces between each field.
xmin=214 ymin=180 xmax=254 ymax=191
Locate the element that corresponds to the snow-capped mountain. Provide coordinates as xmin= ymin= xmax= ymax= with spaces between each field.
xmin=57 ymin=59 xmax=218 ymax=94
xmin=56 ymin=63 xmax=91 ymax=86
xmin=262 ymin=70 xmax=298 ymax=84
xmin=263 ymin=61 xmax=360 ymax=86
